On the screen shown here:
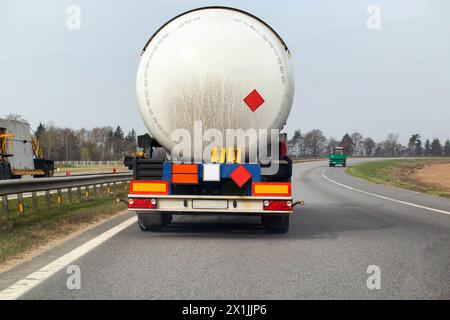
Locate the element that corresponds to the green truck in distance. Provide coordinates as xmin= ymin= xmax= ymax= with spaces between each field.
xmin=328 ymin=147 xmax=346 ymax=167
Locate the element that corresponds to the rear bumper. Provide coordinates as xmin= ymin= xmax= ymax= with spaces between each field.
xmin=127 ymin=194 xmax=293 ymax=215
xmin=329 ymin=159 xmax=345 ymax=164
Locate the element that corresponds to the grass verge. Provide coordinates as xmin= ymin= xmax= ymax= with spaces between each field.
xmin=346 ymin=157 xmax=450 ymax=198
xmin=0 ymin=189 xmax=128 ymax=266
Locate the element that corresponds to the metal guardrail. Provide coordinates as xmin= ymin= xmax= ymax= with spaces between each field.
xmin=0 ymin=173 xmax=132 ymax=223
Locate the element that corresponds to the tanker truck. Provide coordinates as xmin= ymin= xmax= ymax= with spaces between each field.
xmin=127 ymin=6 xmax=299 ymax=233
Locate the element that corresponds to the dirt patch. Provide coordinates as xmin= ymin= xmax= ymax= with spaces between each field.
xmin=410 ymin=163 xmax=450 ymax=191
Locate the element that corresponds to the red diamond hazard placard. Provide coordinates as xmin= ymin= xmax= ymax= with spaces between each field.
xmin=229 ymin=165 xmax=252 ymax=188
xmin=243 ymin=89 xmax=265 ymax=112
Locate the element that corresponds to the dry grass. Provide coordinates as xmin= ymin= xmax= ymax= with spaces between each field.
xmin=0 ymin=190 xmax=128 ymax=268
xmin=346 ymin=158 xmax=450 ymax=198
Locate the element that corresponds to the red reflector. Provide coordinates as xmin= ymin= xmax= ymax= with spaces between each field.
xmin=263 ymin=200 xmax=292 ymax=211
xmin=128 ymin=198 xmax=157 ymax=209
xmin=280 ymin=141 xmax=287 ymax=158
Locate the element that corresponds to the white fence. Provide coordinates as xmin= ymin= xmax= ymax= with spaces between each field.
xmin=54 ymin=161 xmax=123 ymax=167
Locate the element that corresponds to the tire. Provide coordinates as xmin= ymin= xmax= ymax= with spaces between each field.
xmin=33 ymin=160 xmax=54 ymax=178
xmin=46 ymin=162 xmax=55 ymax=177
xmin=0 ymin=162 xmax=6 ymax=180
xmin=343 ymin=162 xmax=346 ymax=167
xmin=161 ymin=212 xmax=173 ymax=226
xmin=40 ymin=167 xmax=54 ymax=178
xmin=262 ymin=215 xmax=289 ymax=234
xmin=47 ymin=168 xmax=54 ymax=177
xmin=137 ymin=213 xmax=163 ymax=232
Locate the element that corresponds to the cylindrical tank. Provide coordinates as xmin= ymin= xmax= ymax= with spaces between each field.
xmin=136 ymin=6 xmax=294 ymax=156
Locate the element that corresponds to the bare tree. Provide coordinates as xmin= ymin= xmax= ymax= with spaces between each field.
xmin=362 ymin=137 xmax=375 ymax=156
xmin=407 ymin=134 xmax=421 ymax=156
xmin=382 ymin=133 xmax=403 ymax=156
xmin=4 ymin=113 xmax=28 ymax=122
xmin=327 ymin=137 xmax=339 ymax=154
xmin=288 ymin=130 xmax=303 ymax=158
xmin=351 ymin=132 xmax=364 ymax=156
xmin=304 ymin=129 xmax=326 ymax=157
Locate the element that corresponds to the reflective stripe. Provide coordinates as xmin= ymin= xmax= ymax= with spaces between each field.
xmin=252 ymin=182 xmax=291 ymax=196
xmin=172 ymin=164 xmax=198 ymax=174
xmin=172 ymin=173 xmax=198 ymax=184
xmin=130 ymin=180 xmax=169 ymax=194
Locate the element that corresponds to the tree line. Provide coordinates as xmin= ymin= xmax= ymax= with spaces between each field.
xmin=33 ymin=123 xmax=137 ymax=161
xmin=288 ymin=130 xmax=450 ymax=158
xmin=4 ymin=114 xmax=138 ymax=161
xmin=3 ymin=114 xmax=449 ymax=161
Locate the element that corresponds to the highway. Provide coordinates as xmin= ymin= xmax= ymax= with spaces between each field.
xmin=0 ymin=159 xmax=449 ymax=299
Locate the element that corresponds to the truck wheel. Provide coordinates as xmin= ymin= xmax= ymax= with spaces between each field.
xmin=0 ymin=163 xmax=7 ymax=180
xmin=161 ymin=212 xmax=173 ymax=226
xmin=0 ymin=163 xmax=4 ymax=180
xmin=137 ymin=213 xmax=163 ymax=232
xmin=262 ymin=216 xmax=289 ymax=234
xmin=343 ymin=162 xmax=346 ymax=167
xmin=44 ymin=168 xmax=54 ymax=177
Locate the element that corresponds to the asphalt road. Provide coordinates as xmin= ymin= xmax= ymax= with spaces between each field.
xmin=1 ymin=158 xmax=449 ymax=299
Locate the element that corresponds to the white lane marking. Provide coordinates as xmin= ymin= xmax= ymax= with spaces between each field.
xmin=321 ymin=169 xmax=450 ymax=215
xmin=0 ymin=216 xmax=136 ymax=300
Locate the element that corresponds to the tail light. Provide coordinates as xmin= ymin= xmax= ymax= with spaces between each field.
xmin=263 ymin=200 xmax=292 ymax=211
xmin=128 ymin=198 xmax=157 ymax=209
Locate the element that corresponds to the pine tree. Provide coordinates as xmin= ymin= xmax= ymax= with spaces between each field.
xmin=430 ymin=138 xmax=442 ymax=156
xmin=112 ymin=126 xmax=125 ymax=160
xmin=444 ymin=139 xmax=450 ymax=156
xmin=340 ymin=133 xmax=353 ymax=155
xmin=424 ymin=139 xmax=431 ymax=156
xmin=35 ymin=123 xmax=46 ymax=139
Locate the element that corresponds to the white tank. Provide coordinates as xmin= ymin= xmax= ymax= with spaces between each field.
xmin=136 ymin=6 xmax=294 ymax=156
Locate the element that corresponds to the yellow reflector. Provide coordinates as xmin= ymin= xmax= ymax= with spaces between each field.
xmin=252 ymin=183 xmax=291 ymax=196
xmin=130 ymin=181 xmax=168 ymax=194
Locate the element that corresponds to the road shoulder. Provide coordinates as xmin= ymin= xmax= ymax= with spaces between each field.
xmin=0 ymin=210 xmax=135 ymax=292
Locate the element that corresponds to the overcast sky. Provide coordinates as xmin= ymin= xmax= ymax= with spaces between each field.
xmin=0 ymin=0 xmax=449 ymax=144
